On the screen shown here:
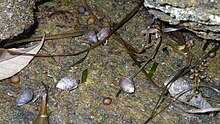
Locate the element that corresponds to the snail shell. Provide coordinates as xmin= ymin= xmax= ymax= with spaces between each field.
xmin=84 ymin=29 xmax=98 ymax=44
xmin=16 ymin=88 xmax=34 ymax=106
xmin=56 ymin=77 xmax=79 ymax=91
xmin=97 ymin=28 xmax=110 ymax=45
xmin=119 ymin=76 xmax=135 ymax=93
xmin=97 ymin=28 xmax=110 ymax=41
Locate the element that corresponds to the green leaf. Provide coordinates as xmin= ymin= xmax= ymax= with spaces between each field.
xmin=147 ymin=62 xmax=159 ymax=78
xmin=81 ymin=68 xmax=88 ymax=83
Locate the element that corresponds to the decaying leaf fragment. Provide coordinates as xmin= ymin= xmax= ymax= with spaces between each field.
xmin=0 ymin=35 xmax=45 ymax=80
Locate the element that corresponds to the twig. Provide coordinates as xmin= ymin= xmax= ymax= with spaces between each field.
xmin=3 ymin=31 xmax=84 ymax=48
xmin=113 ymin=34 xmax=160 ymax=87
xmin=144 ymin=43 xmax=220 ymax=123
xmin=8 ymin=0 xmax=143 ymax=58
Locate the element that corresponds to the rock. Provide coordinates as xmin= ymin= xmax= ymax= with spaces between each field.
xmin=0 ymin=0 xmax=35 ymax=41
xmin=144 ymin=0 xmax=220 ymax=40
xmin=164 ymin=77 xmax=212 ymax=109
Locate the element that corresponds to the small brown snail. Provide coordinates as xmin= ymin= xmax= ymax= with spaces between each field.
xmin=11 ymin=75 xmax=20 ymax=84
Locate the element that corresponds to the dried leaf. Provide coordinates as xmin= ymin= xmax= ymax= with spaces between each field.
xmin=186 ymin=108 xmax=220 ymax=114
xmin=162 ymin=27 xmax=183 ymax=33
xmin=0 ymin=35 xmax=45 ymax=80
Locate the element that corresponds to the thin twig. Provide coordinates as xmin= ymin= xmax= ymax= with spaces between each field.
xmin=3 ymin=31 xmax=84 ymax=48
xmin=8 ymin=1 xmax=143 ymax=58
xmin=113 ymin=34 xmax=160 ymax=87
xmin=144 ymin=43 xmax=220 ymax=123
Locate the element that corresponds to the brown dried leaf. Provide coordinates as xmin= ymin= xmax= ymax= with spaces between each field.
xmin=0 ymin=35 xmax=45 ymax=80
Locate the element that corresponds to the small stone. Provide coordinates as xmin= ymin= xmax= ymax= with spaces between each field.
xmin=189 ymin=75 xmax=194 ymax=80
xmin=209 ymin=52 xmax=216 ymax=58
xmin=10 ymin=75 xmax=20 ymax=84
xmin=77 ymin=5 xmax=86 ymax=14
xmin=87 ymin=17 xmax=95 ymax=25
xmin=178 ymin=45 xmax=186 ymax=51
xmin=162 ymin=47 xmax=169 ymax=56
xmin=84 ymin=11 xmax=90 ymax=16
xmin=97 ymin=28 xmax=110 ymax=41
xmin=164 ymin=77 xmax=212 ymax=109
xmin=194 ymin=72 xmax=199 ymax=77
xmin=103 ymin=97 xmax=112 ymax=105
xmin=97 ymin=28 xmax=110 ymax=45
xmin=199 ymin=74 xmax=206 ymax=79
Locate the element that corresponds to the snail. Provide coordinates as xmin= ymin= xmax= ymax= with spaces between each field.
xmin=56 ymin=77 xmax=79 ymax=91
xmin=16 ymin=88 xmax=34 ymax=106
xmin=84 ymin=29 xmax=98 ymax=44
xmin=97 ymin=28 xmax=110 ymax=45
xmin=119 ymin=76 xmax=135 ymax=93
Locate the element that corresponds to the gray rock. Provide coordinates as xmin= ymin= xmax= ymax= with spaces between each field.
xmin=144 ymin=0 xmax=220 ymax=40
xmin=0 ymin=0 xmax=35 ymax=41
xmin=164 ymin=77 xmax=212 ymax=109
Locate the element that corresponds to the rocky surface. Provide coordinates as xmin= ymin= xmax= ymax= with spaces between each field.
xmin=0 ymin=0 xmax=34 ymax=41
xmin=144 ymin=0 xmax=220 ymax=40
xmin=0 ymin=0 xmax=219 ymax=123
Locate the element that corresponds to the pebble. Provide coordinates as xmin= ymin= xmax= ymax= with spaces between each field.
xmin=78 ymin=5 xmax=86 ymax=14
xmin=209 ymin=52 xmax=216 ymax=58
xmin=162 ymin=47 xmax=169 ymax=56
xmin=87 ymin=17 xmax=95 ymax=25
xmin=84 ymin=29 xmax=98 ymax=44
xmin=103 ymin=97 xmax=112 ymax=105
xmin=10 ymin=75 xmax=20 ymax=84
